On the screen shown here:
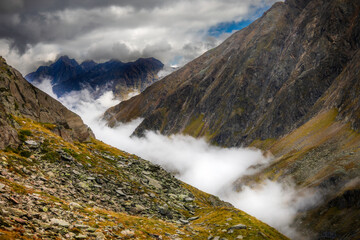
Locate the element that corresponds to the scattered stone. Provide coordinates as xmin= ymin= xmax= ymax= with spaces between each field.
xmin=158 ymin=204 xmax=171 ymax=217
xmin=115 ymin=189 xmax=127 ymax=197
xmin=179 ymin=219 xmax=189 ymax=224
xmin=58 ymin=151 xmax=75 ymax=161
xmin=102 ymin=154 xmax=115 ymax=161
xmin=188 ymin=216 xmax=199 ymax=221
xmin=258 ymin=231 xmax=268 ymax=238
xmin=86 ymin=227 xmax=97 ymax=232
xmin=8 ymin=197 xmax=19 ymax=204
xmin=145 ymin=176 xmax=162 ymax=189
xmin=0 ymin=216 xmax=11 ymax=227
xmin=121 ymin=229 xmax=135 ymax=237
xmin=78 ymin=182 xmax=88 ymax=189
xmin=74 ymin=224 xmax=88 ymax=229
xmin=13 ymin=217 xmax=27 ymax=224
xmin=25 ymin=140 xmax=39 ymax=148
xmin=47 ymin=171 xmax=55 ymax=178
xmin=69 ymin=202 xmax=83 ymax=210
xmin=7 ymin=208 xmax=26 ymax=217
xmin=75 ymin=234 xmax=87 ymax=239
xmin=132 ymin=204 xmax=146 ymax=213
xmin=50 ymin=218 xmax=70 ymax=228
xmin=94 ymin=232 xmax=106 ymax=240
xmin=184 ymin=197 xmax=194 ymax=202
xmin=228 ymin=224 xmax=247 ymax=231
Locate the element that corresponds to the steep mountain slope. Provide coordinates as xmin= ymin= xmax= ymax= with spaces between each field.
xmin=0 ymin=57 xmax=287 ymax=239
xmin=103 ymin=0 xmax=360 ymax=238
xmin=104 ymin=0 xmax=359 ymax=146
xmin=0 ymin=57 xmax=93 ymax=148
xmin=26 ymin=56 xmax=164 ymax=99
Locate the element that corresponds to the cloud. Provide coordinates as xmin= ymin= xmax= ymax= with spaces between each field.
xmin=32 ymin=77 xmax=57 ymax=99
xmin=85 ymin=42 xmax=141 ymax=63
xmin=33 ymin=79 xmax=317 ymax=239
xmin=0 ymin=0 xmax=280 ymax=74
xmin=227 ymin=180 xmax=320 ymax=239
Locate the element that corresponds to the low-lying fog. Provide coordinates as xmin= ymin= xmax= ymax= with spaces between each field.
xmin=36 ymin=80 xmax=319 ymax=239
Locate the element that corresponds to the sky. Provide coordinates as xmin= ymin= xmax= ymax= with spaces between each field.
xmin=0 ymin=0 xmax=279 ymax=74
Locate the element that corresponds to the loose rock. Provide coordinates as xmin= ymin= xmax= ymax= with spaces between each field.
xmin=228 ymin=224 xmax=247 ymax=231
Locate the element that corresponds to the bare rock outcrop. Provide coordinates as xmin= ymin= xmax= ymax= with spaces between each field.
xmin=0 ymin=56 xmax=93 ymax=148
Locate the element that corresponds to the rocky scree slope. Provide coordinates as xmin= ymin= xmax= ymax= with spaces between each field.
xmin=0 ymin=58 xmax=287 ymax=239
xmin=104 ymin=0 xmax=360 ymax=239
xmin=26 ymin=56 xmax=164 ymax=99
xmin=0 ymin=57 xmax=93 ymax=148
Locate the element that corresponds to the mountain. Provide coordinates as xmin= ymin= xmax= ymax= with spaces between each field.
xmin=25 ymin=56 xmax=164 ymax=99
xmin=0 ymin=56 xmax=93 ymax=148
xmin=104 ymin=0 xmax=359 ymax=145
xmin=0 ymin=57 xmax=287 ymax=239
xmin=104 ymin=0 xmax=360 ymax=238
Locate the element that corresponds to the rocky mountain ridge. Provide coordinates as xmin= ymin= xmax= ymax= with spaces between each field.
xmin=104 ymin=0 xmax=360 ymax=145
xmin=103 ymin=0 xmax=360 ymax=238
xmin=26 ymin=56 xmax=164 ymax=99
xmin=0 ymin=57 xmax=93 ymax=148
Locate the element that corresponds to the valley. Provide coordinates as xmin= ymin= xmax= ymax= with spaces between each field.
xmin=0 ymin=0 xmax=359 ymax=239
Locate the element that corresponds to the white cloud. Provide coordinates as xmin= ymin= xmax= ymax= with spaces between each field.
xmin=33 ymin=77 xmax=57 ymax=99
xmin=0 ymin=0 xmax=280 ymax=74
xmin=227 ymin=180 xmax=320 ymax=239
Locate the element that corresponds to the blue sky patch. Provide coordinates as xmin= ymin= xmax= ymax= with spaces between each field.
xmin=207 ymin=20 xmax=253 ymax=37
xmin=207 ymin=6 xmax=271 ymax=37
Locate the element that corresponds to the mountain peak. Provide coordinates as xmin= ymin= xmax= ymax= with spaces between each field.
xmin=26 ymin=56 xmax=164 ymax=98
xmin=54 ymin=55 xmax=79 ymax=67
xmin=285 ymin=0 xmax=311 ymax=8
xmin=80 ymin=59 xmax=97 ymax=71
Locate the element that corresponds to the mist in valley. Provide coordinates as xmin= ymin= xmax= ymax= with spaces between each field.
xmin=36 ymin=80 xmax=319 ymax=239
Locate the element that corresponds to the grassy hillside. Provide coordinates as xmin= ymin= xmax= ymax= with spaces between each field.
xmin=0 ymin=116 xmax=288 ymax=240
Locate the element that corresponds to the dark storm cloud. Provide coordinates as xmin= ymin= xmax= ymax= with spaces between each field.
xmin=0 ymin=0 xmax=170 ymax=14
xmin=0 ymin=0 xmax=280 ymax=74
xmin=85 ymin=42 xmax=142 ymax=63
xmin=0 ymin=0 xmax=173 ymax=53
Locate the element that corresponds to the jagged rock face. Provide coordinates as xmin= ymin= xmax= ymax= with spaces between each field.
xmin=104 ymin=0 xmax=360 ymax=147
xmin=0 ymin=57 xmax=93 ymax=148
xmin=26 ymin=56 xmax=164 ymax=98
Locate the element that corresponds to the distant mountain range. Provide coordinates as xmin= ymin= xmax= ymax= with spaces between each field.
xmin=104 ymin=0 xmax=360 ymax=238
xmin=25 ymin=56 xmax=164 ymax=98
